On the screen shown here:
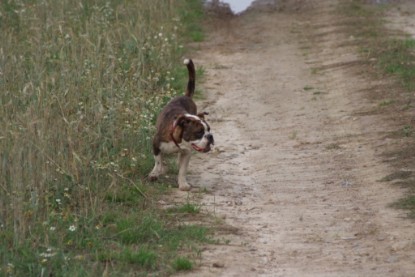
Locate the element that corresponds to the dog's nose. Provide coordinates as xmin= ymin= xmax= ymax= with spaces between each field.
xmin=206 ymin=134 xmax=214 ymax=145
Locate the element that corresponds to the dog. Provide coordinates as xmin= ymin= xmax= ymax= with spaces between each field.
xmin=149 ymin=59 xmax=214 ymax=191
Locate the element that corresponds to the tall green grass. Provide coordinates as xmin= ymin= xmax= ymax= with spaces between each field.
xmin=0 ymin=0 xmax=208 ymax=275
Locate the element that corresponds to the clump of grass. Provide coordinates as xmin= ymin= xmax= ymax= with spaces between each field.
xmin=169 ymin=203 xmax=201 ymax=214
xmin=378 ymin=99 xmax=394 ymax=107
xmin=340 ymin=1 xmax=415 ymax=91
xmin=379 ymin=38 xmax=415 ymax=90
xmin=0 ymin=0 xmax=209 ymax=275
xmin=310 ymin=67 xmax=320 ymax=75
xmin=402 ymin=125 xmax=413 ymax=137
xmin=289 ymin=130 xmax=298 ymax=140
xmin=303 ymin=85 xmax=314 ymax=91
xmin=380 ymin=171 xmax=412 ymax=182
xmin=172 ymin=257 xmax=193 ymax=271
xmin=391 ymin=196 xmax=415 ymax=218
xmin=326 ymin=143 xmax=341 ymax=150
xmin=119 ymin=248 xmax=158 ymax=269
xmin=104 ymin=183 xmax=147 ymax=205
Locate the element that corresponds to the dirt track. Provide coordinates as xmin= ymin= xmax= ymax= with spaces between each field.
xmin=176 ymin=1 xmax=415 ymax=276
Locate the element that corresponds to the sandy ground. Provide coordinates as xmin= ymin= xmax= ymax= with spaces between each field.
xmin=171 ymin=0 xmax=415 ymax=276
xmin=386 ymin=1 xmax=415 ymax=38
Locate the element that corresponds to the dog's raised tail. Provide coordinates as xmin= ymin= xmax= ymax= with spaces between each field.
xmin=184 ymin=58 xmax=195 ymax=97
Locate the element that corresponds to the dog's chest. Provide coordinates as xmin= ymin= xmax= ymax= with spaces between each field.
xmin=160 ymin=141 xmax=191 ymax=154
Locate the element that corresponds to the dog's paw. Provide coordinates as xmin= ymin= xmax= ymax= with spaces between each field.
xmin=178 ymin=182 xmax=192 ymax=191
xmin=148 ymin=175 xmax=158 ymax=182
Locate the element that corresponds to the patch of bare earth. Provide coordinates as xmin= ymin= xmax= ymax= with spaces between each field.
xmin=170 ymin=0 xmax=415 ymax=276
xmin=387 ymin=0 xmax=415 ymax=38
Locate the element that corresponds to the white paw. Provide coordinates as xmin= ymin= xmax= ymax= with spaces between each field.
xmin=178 ymin=182 xmax=192 ymax=191
xmin=149 ymin=163 xmax=166 ymax=181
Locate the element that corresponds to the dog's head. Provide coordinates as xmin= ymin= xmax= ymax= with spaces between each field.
xmin=172 ymin=113 xmax=214 ymax=153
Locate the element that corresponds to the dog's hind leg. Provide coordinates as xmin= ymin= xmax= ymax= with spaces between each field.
xmin=177 ymin=150 xmax=191 ymax=191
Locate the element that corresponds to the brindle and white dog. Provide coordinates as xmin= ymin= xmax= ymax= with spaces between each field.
xmin=149 ymin=59 xmax=214 ymax=191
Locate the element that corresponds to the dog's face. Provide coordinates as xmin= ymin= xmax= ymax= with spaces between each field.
xmin=174 ymin=113 xmax=214 ymax=153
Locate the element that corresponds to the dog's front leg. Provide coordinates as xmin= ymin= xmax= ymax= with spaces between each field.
xmin=149 ymin=153 xmax=166 ymax=181
xmin=177 ymin=150 xmax=192 ymax=191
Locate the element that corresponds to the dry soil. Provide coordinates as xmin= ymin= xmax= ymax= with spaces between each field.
xmin=172 ymin=0 xmax=415 ymax=276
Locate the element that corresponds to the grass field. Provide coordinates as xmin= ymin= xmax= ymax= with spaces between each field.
xmin=0 ymin=0 xmax=211 ymax=275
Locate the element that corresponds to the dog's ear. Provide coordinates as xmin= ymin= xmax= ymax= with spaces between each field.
xmin=197 ymin=112 xmax=209 ymax=120
xmin=173 ymin=114 xmax=190 ymax=128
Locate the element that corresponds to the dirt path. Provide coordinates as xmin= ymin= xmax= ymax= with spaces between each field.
xmin=176 ymin=1 xmax=415 ymax=276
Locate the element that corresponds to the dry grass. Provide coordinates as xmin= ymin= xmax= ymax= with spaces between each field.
xmin=0 ymin=0 xmax=211 ymax=275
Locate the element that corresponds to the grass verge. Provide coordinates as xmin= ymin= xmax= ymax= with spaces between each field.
xmin=339 ymin=0 xmax=415 ymax=217
xmin=0 ymin=0 xmax=210 ymax=275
